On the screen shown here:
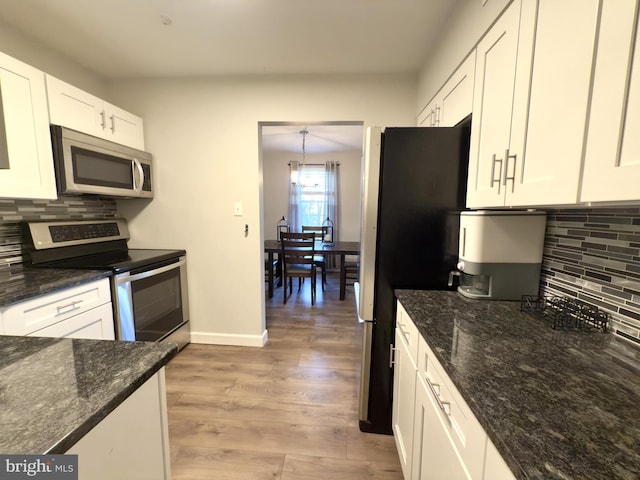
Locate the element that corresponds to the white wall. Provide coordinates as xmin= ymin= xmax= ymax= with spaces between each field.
xmin=416 ymin=0 xmax=511 ymax=115
xmin=263 ymin=149 xmax=362 ymax=242
xmin=112 ymin=74 xmax=416 ymax=347
xmin=0 ymin=18 xmax=108 ymax=98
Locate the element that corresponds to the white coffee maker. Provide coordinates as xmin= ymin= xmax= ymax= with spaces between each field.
xmin=449 ymin=210 xmax=547 ymax=300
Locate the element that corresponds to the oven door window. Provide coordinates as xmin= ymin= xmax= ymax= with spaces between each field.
xmin=72 ymin=146 xmax=134 ymax=189
xmin=131 ymin=267 xmax=184 ymax=342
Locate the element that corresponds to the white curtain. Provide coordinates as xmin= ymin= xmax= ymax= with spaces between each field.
xmin=325 ymin=161 xmax=340 ymax=269
xmin=288 ymin=160 xmax=302 ymax=232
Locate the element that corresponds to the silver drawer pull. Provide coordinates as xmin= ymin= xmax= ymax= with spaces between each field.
xmin=425 ymin=374 xmax=452 ymax=421
xmin=56 ymin=299 xmax=83 ymax=316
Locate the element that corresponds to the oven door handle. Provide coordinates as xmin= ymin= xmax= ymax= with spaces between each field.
xmin=117 ymin=258 xmax=185 ymax=283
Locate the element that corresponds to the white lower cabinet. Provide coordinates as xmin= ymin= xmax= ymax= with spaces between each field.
xmin=412 ymin=371 xmax=470 ymax=479
xmin=394 ymin=301 xmax=515 ymax=480
xmin=67 ymin=369 xmax=171 ymax=480
xmin=0 ymin=278 xmax=114 ymax=340
xmin=392 ymin=303 xmax=420 ymax=479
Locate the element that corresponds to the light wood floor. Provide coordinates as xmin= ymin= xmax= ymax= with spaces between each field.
xmin=165 ymin=273 xmax=403 ymax=479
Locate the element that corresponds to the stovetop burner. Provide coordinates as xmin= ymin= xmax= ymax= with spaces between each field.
xmin=521 ymin=295 xmax=609 ymax=332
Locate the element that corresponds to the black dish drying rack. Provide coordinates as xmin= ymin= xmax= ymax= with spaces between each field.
xmin=521 ymin=295 xmax=609 ymax=332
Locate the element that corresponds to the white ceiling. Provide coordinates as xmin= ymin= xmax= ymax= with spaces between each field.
xmin=0 ymin=0 xmax=458 ymax=79
xmin=0 ymin=1 xmax=459 ymax=154
xmin=261 ymin=123 xmax=364 ymax=155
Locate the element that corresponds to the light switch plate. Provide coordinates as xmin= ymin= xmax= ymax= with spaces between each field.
xmin=234 ymin=201 xmax=243 ymax=216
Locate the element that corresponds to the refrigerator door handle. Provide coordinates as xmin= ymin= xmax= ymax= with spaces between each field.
xmin=356 ymin=281 xmax=374 ymax=423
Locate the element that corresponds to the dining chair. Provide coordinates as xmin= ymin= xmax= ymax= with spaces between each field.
xmin=280 ymin=232 xmax=317 ymax=305
xmin=340 ymin=256 xmax=359 ymax=300
xmin=301 ymin=225 xmax=327 ymax=289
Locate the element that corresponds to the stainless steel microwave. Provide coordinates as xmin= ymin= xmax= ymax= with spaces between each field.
xmin=51 ymin=125 xmax=153 ymax=198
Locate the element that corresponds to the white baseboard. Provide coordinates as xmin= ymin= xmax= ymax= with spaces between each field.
xmin=189 ymin=329 xmax=268 ymax=347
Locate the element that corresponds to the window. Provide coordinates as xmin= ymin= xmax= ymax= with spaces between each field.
xmin=297 ymin=165 xmax=327 ymax=226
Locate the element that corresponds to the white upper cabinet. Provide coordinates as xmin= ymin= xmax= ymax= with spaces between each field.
xmin=581 ymin=0 xmax=640 ymax=202
xmin=438 ymin=52 xmax=475 ymax=127
xmin=467 ymin=0 xmax=529 ymax=208
xmin=0 ymin=51 xmax=57 ymax=200
xmin=467 ymin=0 xmax=599 ymax=208
xmin=418 ymin=52 xmax=475 ymax=128
xmin=46 ymin=74 xmax=145 ymax=150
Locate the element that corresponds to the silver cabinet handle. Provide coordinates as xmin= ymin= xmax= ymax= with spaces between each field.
xmin=398 ymin=323 xmax=410 ymax=341
xmin=435 ymin=105 xmax=441 ymax=126
xmin=490 ymin=153 xmax=503 ymax=191
xmin=100 ymin=110 xmax=106 ymax=129
xmin=389 ymin=344 xmax=396 ymax=368
xmin=503 ymin=149 xmax=517 ymax=192
xmin=425 ymin=374 xmax=452 ymax=422
xmin=56 ymin=299 xmax=83 ymax=316
xmin=110 ymin=115 xmax=116 ymax=133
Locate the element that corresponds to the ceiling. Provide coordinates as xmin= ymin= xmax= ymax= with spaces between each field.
xmin=261 ymin=123 xmax=364 ymax=155
xmin=0 ymin=1 xmax=459 ymax=155
xmin=0 ymin=0 xmax=459 ymax=79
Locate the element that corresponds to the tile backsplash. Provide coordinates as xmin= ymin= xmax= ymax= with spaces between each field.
xmin=540 ymin=207 xmax=640 ymax=344
xmin=0 ymin=196 xmax=117 ymax=270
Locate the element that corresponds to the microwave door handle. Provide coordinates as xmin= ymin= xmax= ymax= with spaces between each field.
xmin=132 ymin=158 xmax=144 ymax=193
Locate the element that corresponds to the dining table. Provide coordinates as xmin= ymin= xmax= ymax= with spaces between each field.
xmin=264 ymin=239 xmax=360 ymax=300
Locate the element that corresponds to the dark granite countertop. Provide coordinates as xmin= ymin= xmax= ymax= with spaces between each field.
xmin=395 ymin=289 xmax=640 ymax=480
xmin=0 ymin=335 xmax=178 ymax=454
xmin=0 ymin=265 xmax=112 ymax=308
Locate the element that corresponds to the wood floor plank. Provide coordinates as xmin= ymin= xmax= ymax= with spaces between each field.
xmin=170 ymin=445 xmax=284 ymax=480
xmin=169 ymin=417 xmax=347 ymax=458
xmin=170 ymin=393 xmax=357 ymax=426
xmin=166 ymin=273 xmax=402 ymax=479
xmin=281 ymin=453 xmax=403 ymax=480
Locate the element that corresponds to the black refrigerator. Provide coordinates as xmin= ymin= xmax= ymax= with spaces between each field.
xmin=356 ymin=122 xmax=470 ymax=434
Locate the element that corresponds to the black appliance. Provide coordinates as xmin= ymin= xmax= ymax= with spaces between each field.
xmin=24 ymin=219 xmax=190 ymax=350
xmin=356 ymin=122 xmax=470 ymax=434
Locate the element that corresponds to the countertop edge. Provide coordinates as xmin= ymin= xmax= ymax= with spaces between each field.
xmin=44 ymin=342 xmax=178 ymax=454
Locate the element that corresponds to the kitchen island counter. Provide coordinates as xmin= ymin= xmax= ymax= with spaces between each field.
xmin=0 ymin=335 xmax=177 ymax=454
xmin=395 ymin=289 xmax=640 ymax=480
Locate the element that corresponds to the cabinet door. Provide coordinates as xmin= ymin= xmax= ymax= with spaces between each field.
xmin=106 ymin=103 xmax=145 ymax=150
xmin=439 ymin=52 xmax=475 ymax=127
xmin=483 ymin=439 xmax=516 ymax=480
xmin=508 ymin=0 xmax=599 ymax=206
xmin=418 ymin=101 xmax=437 ymax=127
xmin=0 ymin=52 xmax=56 ymax=200
xmin=581 ymin=0 xmax=640 ymax=202
xmin=412 ymin=373 xmax=471 ymax=480
xmin=466 ymin=0 xmax=522 ymax=208
xmin=46 ymin=74 xmax=105 ymax=138
xmin=392 ymin=327 xmax=417 ymax=479
xmin=68 ymin=370 xmax=171 ymax=479
xmin=29 ymin=303 xmax=115 ymax=340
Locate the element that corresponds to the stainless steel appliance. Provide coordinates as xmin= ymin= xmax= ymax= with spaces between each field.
xmin=356 ymin=122 xmax=470 ymax=434
xmin=51 ymin=125 xmax=153 ymax=198
xmin=451 ymin=210 xmax=547 ymax=300
xmin=24 ymin=219 xmax=189 ymax=349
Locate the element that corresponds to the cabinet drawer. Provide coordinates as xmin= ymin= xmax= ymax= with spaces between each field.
xmin=396 ymin=302 xmax=419 ymax=364
xmin=418 ymin=335 xmax=486 ymax=479
xmin=28 ymin=302 xmax=115 ymax=340
xmin=1 ymin=278 xmax=111 ymax=336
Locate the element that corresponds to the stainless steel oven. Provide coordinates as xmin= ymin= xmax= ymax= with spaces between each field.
xmin=114 ymin=255 xmax=190 ymax=347
xmin=24 ymin=219 xmax=190 ymax=350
